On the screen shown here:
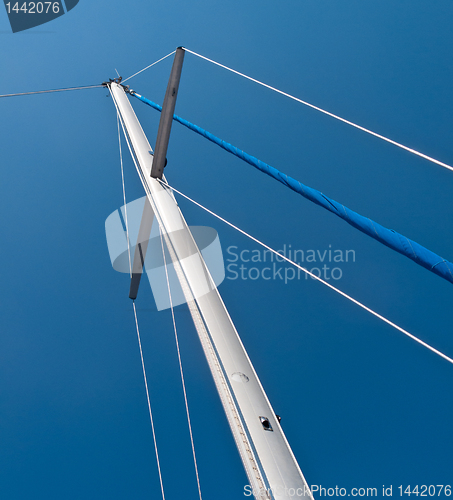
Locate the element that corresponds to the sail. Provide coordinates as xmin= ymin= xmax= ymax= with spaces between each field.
xmin=109 ymin=82 xmax=313 ymax=500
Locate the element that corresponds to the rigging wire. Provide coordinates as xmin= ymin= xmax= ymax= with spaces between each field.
xmin=122 ymin=50 xmax=177 ymax=83
xmin=158 ymin=178 xmax=453 ymax=367
xmin=117 ymin=113 xmax=132 ymax=277
xmin=132 ymin=301 xmax=166 ymax=500
xmin=114 ymin=96 xmax=166 ymax=500
xmin=0 ymin=84 xmax=103 ymax=98
xmin=182 ymin=47 xmax=453 ymax=174
xmin=158 ymin=225 xmax=204 ymax=500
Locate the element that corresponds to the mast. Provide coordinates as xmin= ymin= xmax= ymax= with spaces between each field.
xmin=109 ymin=80 xmax=313 ymax=500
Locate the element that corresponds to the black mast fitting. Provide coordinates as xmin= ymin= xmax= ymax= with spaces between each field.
xmin=128 ymin=47 xmax=184 ymax=299
xmin=151 ymin=47 xmax=185 ymax=179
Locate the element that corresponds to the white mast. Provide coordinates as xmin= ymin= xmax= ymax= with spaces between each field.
xmin=109 ymin=80 xmax=313 ymax=500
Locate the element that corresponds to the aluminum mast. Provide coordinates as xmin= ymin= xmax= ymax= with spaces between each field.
xmin=109 ymin=81 xmax=312 ymax=500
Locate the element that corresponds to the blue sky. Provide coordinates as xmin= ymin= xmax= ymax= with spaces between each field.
xmin=1 ymin=1 xmax=452 ymax=499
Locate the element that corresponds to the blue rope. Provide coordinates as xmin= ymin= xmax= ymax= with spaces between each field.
xmin=131 ymin=91 xmax=453 ymax=286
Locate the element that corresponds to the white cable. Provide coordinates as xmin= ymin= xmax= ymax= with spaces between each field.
xmin=109 ymin=87 xmax=144 ymax=192
xmin=0 ymin=84 xmax=103 ymax=98
xmin=123 ymin=50 xmax=177 ymax=83
xmin=114 ymin=93 xmax=166 ymax=500
xmin=116 ymin=113 xmax=132 ymax=277
xmin=133 ymin=302 xmax=166 ymax=500
xmin=182 ymin=48 xmax=453 ymax=174
xmin=158 ymin=179 xmax=453 ymax=366
xmin=158 ymin=225 xmax=203 ymax=500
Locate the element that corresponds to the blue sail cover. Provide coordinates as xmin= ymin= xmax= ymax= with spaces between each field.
xmin=131 ymin=91 xmax=453 ymax=286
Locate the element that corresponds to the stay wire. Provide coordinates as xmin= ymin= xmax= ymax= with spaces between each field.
xmin=116 ymin=113 xmax=132 ymax=277
xmin=132 ymin=301 xmax=166 ymax=500
xmin=0 ymin=84 xmax=103 ymax=98
xmin=114 ymin=94 xmax=166 ymax=500
xmin=158 ymin=225 xmax=203 ymax=500
xmin=123 ymin=50 xmax=177 ymax=83
xmin=182 ymin=48 xmax=453 ymax=174
xmin=158 ymin=178 xmax=453 ymax=367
